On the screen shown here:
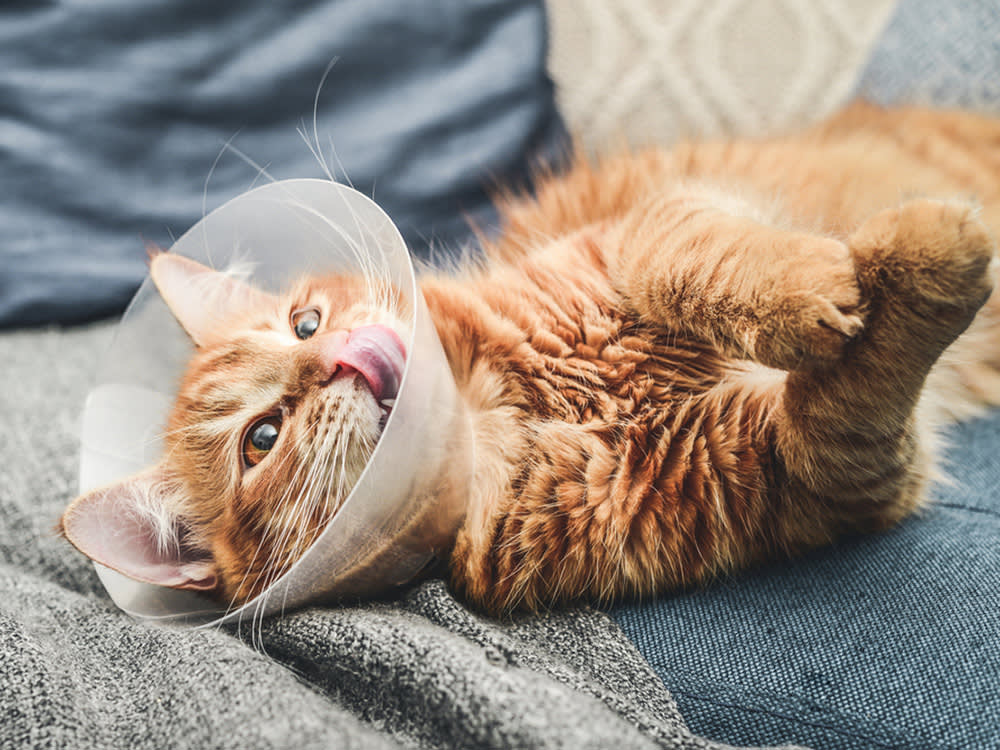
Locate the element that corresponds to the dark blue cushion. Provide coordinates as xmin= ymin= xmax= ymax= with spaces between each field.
xmin=0 ymin=0 xmax=566 ymax=327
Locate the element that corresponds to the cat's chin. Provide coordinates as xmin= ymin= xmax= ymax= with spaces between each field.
xmin=322 ymin=371 xmax=394 ymax=443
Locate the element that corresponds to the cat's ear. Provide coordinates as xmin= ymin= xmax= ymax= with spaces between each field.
xmin=149 ymin=251 xmax=274 ymax=347
xmin=60 ymin=467 xmax=217 ymax=592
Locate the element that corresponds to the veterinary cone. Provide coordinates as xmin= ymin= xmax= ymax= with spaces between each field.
xmin=76 ymin=180 xmax=472 ymax=626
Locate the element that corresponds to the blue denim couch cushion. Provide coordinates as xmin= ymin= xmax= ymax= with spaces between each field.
xmin=614 ymin=409 xmax=1000 ymax=749
xmin=0 ymin=0 xmax=565 ymax=327
xmin=855 ymin=1 xmax=1000 ymax=110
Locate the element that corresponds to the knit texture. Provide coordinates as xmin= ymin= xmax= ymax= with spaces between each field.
xmin=0 ymin=322 xmax=798 ymax=750
xmin=545 ymin=0 xmax=896 ymax=150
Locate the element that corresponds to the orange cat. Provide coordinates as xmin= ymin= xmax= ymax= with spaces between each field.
xmin=62 ymin=103 xmax=1000 ymax=616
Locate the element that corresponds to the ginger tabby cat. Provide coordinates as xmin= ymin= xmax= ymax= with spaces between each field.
xmin=62 ymin=103 xmax=1000 ymax=616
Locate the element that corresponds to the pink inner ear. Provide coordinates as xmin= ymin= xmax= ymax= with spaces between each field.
xmin=62 ymin=473 xmax=217 ymax=592
xmin=149 ymin=252 xmax=274 ymax=347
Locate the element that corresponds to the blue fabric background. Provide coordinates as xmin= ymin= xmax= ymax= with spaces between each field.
xmin=0 ymin=0 xmax=566 ymax=327
xmin=613 ymin=2 xmax=1000 ymax=746
xmin=856 ymin=1 xmax=1000 ymax=110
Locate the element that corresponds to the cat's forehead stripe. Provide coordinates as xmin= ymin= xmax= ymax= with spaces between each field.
xmin=187 ymin=339 xmax=287 ymax=414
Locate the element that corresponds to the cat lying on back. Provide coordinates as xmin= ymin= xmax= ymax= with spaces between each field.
xmin=61 ymin=103 xmax=1000 ymax=616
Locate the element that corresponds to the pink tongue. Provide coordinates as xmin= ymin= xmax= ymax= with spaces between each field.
xmin=336 ymin=325 xmax=406 ymax=401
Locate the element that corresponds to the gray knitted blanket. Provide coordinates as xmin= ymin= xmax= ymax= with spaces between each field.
xmin=0 ymin=322 xmax=798 ymax=750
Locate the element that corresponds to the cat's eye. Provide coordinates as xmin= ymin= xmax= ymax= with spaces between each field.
xmin=291 ymin=307 xmax=321 ymax=340
xmin=242 ymin=416 xmax=281 ymax=468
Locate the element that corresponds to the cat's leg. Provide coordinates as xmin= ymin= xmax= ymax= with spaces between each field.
xmin=613 ymin=189 xmax=995 ymax=542
xmin=609 ymin=185 xmax=867 ymax=372
xmin=772 ymin=199 xmax=995 ymax=541
xmin=928 ymin=285 xmax=1000 ymax=421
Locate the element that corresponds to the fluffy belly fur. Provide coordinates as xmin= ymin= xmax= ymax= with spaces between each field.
xmin=429 ymin=103 xmax=1000 ymax=614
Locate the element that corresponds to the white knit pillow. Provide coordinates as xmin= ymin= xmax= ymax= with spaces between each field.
xmin=546 ymin=0 xmax=897 ymax=150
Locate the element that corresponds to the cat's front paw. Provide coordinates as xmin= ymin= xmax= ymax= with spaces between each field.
xmin=753 ymin=236 xmax=865 ymax=370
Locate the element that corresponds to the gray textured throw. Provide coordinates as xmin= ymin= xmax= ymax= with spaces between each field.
xmin=0 ymin=323 xmax=798 ymax=750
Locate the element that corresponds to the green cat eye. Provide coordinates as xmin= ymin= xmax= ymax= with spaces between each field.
xmin=291 ymin=307 xmax=321 ymax=340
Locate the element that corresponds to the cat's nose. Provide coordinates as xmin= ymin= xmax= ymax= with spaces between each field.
xmin=314 ymin=329 xmax=352 ymax=381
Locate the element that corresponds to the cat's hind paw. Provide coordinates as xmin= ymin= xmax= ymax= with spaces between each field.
xmin=852 ymin=199 xmax=996 ymax=329
xmin=844 ymin=199 xmax=997 ymax=372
